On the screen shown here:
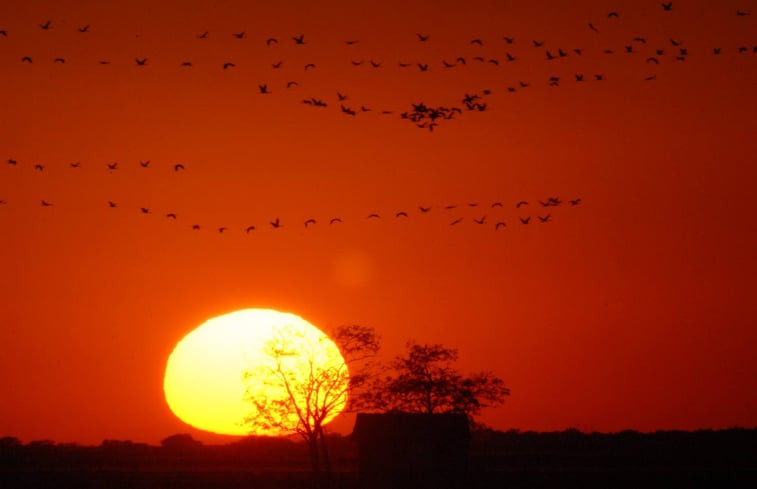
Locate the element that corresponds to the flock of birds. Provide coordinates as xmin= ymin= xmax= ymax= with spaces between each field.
xmin=0 ymin=157 xmax=581 ymax=234
xmin=1 ymin=6 xmax=754 ymax=131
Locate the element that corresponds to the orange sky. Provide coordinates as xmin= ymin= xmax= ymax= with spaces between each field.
xmin=1 ymin=0 xmax=756 ymax=445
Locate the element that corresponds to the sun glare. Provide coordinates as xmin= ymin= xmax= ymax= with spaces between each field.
xmin=163 ymin=309 xmax=349 ymax=436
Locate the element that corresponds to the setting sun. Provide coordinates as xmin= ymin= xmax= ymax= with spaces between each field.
xmin=163 ymin=309 xmax=349 ymax=436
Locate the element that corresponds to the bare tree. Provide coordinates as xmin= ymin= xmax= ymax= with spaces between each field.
xmin=242 ymin=324 xmax=379 ymax=477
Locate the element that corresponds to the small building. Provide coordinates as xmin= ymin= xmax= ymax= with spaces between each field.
xmin=352 ymin=412 xmax=471 ymax=489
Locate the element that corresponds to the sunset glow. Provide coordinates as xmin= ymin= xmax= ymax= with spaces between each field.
xmin=163 ymin=309 xmax=349 ymax=436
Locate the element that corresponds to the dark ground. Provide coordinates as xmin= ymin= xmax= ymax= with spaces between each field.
xmin=2 ymin=428 xmax=756 ymax=488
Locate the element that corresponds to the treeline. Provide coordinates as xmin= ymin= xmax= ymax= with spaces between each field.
xmin=2 ymin=427 xmax=756 ymax=471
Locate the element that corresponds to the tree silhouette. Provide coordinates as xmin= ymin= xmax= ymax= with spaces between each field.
xmin=242 ymin=324 xmax=379 ymax=478
xmin=353 ymin=342 xmax=510 ymax=419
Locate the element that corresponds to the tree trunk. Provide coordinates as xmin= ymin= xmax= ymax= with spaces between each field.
xmin=318 ymin=425 xmax=332 ymax=476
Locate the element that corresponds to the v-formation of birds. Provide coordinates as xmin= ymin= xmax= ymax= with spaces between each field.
xmin=2 ymin=7 xmax=754 ymax=131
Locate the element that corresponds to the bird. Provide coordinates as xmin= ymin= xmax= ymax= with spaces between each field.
xmin=506 ymin=53 xmax=517 ymax=62
xmin=417 ymin=33 xmax=429 ymax=42
xmin=417 ymin=63 xmax=429 ymax=71
xmin=646 ymin=57 xmax=660 ymax=64
xmin=345 ymin=40 xmax=359 ymax=45
xmin=398 ymin=62 xmax=411 ymax=68
xmin=286 ymin=81 xmax=298 ymax=88
xmin=532 ymin=40 xmax=544 ymax=47
xmin=329 ymin=218 xmax=342 ymax=225
xmin=395 ymin=211 xmax=408 ymax=218
xmin=139 ymin=160 xmax=150 ymax=168
xmin=736 ymin=10 xmax=750 ymax=16
xmin=569 ymin=198 xmax=582 ymax=206
xmin=546 ymin=50 xmax=556 ymax=60
xmin=246 ymin=226 xmax=255 ymax=233
xmin=471 ymin=38 xmax=483 ymax=45
xmin=366 ymin=213 xmax=380 ymax=219
xmin=419 ymin=206 xmax=431 ymax=213
xmin=519 ymin=217 xmax=530 ymax=224
xmin=491 ymin=202 xmax=503 ymax=208
xmin=670 ymin=38 xmax=681 ymax=46
xmin=516 ymin=201 xmax=528 ymax=208
xmin=272 ymin=61 xmax=283 ymax=69
xmin=369 ymin=60 xmax=381 ymax=68
xmin=21 ymin=56 xmax=32 ymax=63
xmin=594 ymin=74 xmax=604 ymax=81
xmin=662 ymin=2 xmax=672 ymax=11
xmin=304 ymin=218 xmax=317 ymax=227
xmin=304 ymin=63 xmax=316 ymax=70
xmin=34 ymin=164 xmax=44 ymax=171
xmin=223 ymin=62 xmax=235 ymax=70
xmin=0 ymin=29 xmax=6 ymax=37
xmin=607 ymin=11 xmax=619 ymax=18
xmin=181 ymin=61 xmax=192 ymax=67
xmin=503 ymin=36 xmax=514 ymax=44
xmin=495 ymin=222 xmax=506 ymax=230
xmin=444 ymin=204 xmax=457 ymax=210
xmin=108 ymin=201 xmax=117 ymax=208
xmin=538 ymin=214 xmax=551 ymax=222
xmin=165 ymin=213 xmax=177 ymax=219
xmin=69 ymin=162 xmax=80 ymax=168
xmin=266 ymin=37 xmax=278 ymax=46
xmin=41 ymin=200 xmax=53 ymax=206
xmin=450 ymin=218 xmax=463 ymax=225
xmin=135 ymin=58 xmax=147 ymax=66
xmin=174 ymin=164 xmax=185 ymax=171
xmin=259 ymin=84 xmax=269 ymax=94
xmin=232 ymin=31 xmax=245 ymax=39
xmin=340 ymin=105 xmax=356 ymax=116
xmin=140 ymin=207 xmax=150 ymax=214
xmin=575 ymin=73 xmax=584 ymax=82
xmin=589 ymin=23 xmax=599 ymax=33
xmin=53 ymin=57 xmax=65 ymax=63
xmin=474 ymin=216 xmax=486 ymax=225
xmin=644 ymin=75 xmax=657 ymax=81
xmin=633 ymin=37 xmax=647 ymax=44
xmin=270 ymin=218 xmax=281 ymax=228
xmin=337 ymin=92 xmax=347 ymax=101
xmin=7 ymin=159 xmax=17 ymax=165
xmin=218 ymin=227 xmax=228 ymax=233
xmin=197 ymin=31 xmax=209 ymax=39
xmin=78 ymin=25 xmax=90 ymax=33
xmin=713 ymin=48 xmax=721 ymax=55
xmin=107 ymin=162 xmax=118 ymax=170
xmin=192 ymin=224 xmax=201 ymax=230
xmin=40 ymin=20 xmax=52 ymax=30
xmin=292 ymin=34 xmax=305 ymax=44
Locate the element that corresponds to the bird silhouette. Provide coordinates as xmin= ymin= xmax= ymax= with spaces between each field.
xmin=107 ymin=162 xmax=118 ymax=171
xmin=40 ymin=20 xmax=52 ymax=30
xmin=266 ymin=37 xmax=278 ymax=46
xmin=607 ymin=11 xmax=619 ymax=18
xmin=69 ymin=162 xmax=80 ymax=168
xmin=366 ymin=213 xmax=380 ymax=219
xmin=21 ymin=56 xmax=32 ymax=63
xmin=135 ymin=58 xmax=147 ymax=66
xmin=292 ymin=34 xmax=305 ymax=44
xmin=223 ymin=62 xmax=235 ymax=70
xmin=662 ymin=2 xmax=672 ymax=11
xmin=8 ymin=159 xmax=17 ymax=165
xmin=589 ymin=23 xmax=599 ymax=33
xmin=232 ymin=31 xmax=245 ymax=39
xmin=165 ymin=213 xmax=177 ymax=219
xmin=519 ymin=217 xmax=530 ymax=224
xmin=369 ymin=60 xmax=381 ymax=68
xmin=78 ymin=25 xmax=90 ymax=33
xmin=594 ymin=74 xmax=604 ymax=80
xmin=450 ymin=218 xmax=463 ymax=225
xmin=108 ymin=201 xmax=117 ymax=208
xmin=34 ymin=164 xmax=44 ymax=171
xmin=304 ymin=63 xmax=316 ymax=70
xmin=272 ymin=61 xmax=283 ymax=68
xmin=736 ymin=10 xmax=750 ymax=16
xmin=139 ymin=160 xmax=150 ymax=168
xmin=345 ymin=40 xmax=359 ymax=45
xmin=713 ymin=48 xmax=721 ymax=55
xmin=329 ymin=218 xmax=342 ymax=224
xmin=53 ymin=57 xmax=65 ymax=63
xmin=174 ymin=164 xmax=185 ymax=171
xmin=259 ymin=84 xmax=269 ymax=94
xmin=419 ymin=206 xmax=431 ymax=213
xmin=646 ymin=57 xmax=660 ymax=64
xmin=140 ymin=207 xmax=150 ymax=214
xmin=532 ymin=40 xmax=544 ymax=47
xmin=398 ymin=62 xmax=411 ymax=67
xmin=515 ymin=201 xmax=528 ymax=208
xmin=569 ymin=198 xmax=582 ymax=206
xmin=395 ymin=211 xmax=408 ymax=218
xmin=417 ymin=33 xmax=429 ymax=42
xmin=286 ymin=81 xmax=298 ymax=88
xmin=270 ymin=218 xmax=281 ymax=228
xmin=491 ymin=202 xmax=503 ymax=208
xmin=504 ymin=36 xmax=514 ymax=44
xmin=197 ymin=31 xmax=209 ymax=39
xmin=41 ymin=200 xmax=53 ymax=206
xmin=474 ymin=216 xmax=486 ymax=224
xmin=471 ymin=38 xmax=483 ymax=45
xmin=304 ymin=218 xmax=317 ymax=227
xmin=644 ymin=75 xmax=657 ymax=81
xmin=417 ymin=63 xmax=429 ymax=71
xmin=218 ymin=227 xmax=227 ymax=233
xmin=670 ymin=38 xmax=680 ymax=46
xmin=246 ymin=226 xmax=255 ymax=233
xmin=0 ymin=30 xmax=7 ymax=37
xmin=181 ymin=61 xmax=192 ymax=67
xmin=495 ymin=222 xmax=506 ymax=230
xmin=192 ymin=224 xmax=201 ymax=230
xmin=0 ymin=200 xmax=6 ymax=205
xmin=538 ymin=214 xmax=551 ymax=222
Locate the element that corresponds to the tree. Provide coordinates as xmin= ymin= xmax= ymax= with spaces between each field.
xmin=353 ymin=341 xmax=510 ymax=419
xmin=242 ymin=324 xmax=379 ymax=478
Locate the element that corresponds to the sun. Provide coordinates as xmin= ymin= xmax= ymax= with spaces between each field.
xmin=163 ymin=309 xmax=349 ymax=436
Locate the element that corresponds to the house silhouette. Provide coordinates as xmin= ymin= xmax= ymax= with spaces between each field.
xmin=352 ymin=412 xmax=470 ymax=489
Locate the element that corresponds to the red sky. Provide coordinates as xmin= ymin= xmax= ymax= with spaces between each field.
xmin=1 ymin=0 xmax=756 ymax=445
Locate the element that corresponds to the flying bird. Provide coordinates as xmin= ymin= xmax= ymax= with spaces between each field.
xmin=181 ymin=61 xmax=193 ymax=67
xmin=662 ymin=2 xmax=672 ymax=11
xmin=218 ymin=227 xmax=227 ymax=233
xmin=270 ymin=218 xmax=281 ymax=228
xmin=345 ymin=40 xmax=359 ymax=45
xmin=78 ymin=25 xmax=90 ymax=33
xmin=233 ymin=31 xmax=245 ymax=39
xmin=174 ymin=164 xmax=185 ymax=171
xmin=8 ymin=159 xmax=17 ymax=165
xmin=503 ymin=36 xmax=514 ymax=44
xmin=41 ymin=200 xmax=53 ymax=206
xmin=366 ymin=213 xmax=380 ymax=219
xmin=304 ymin=218 xmax=316 ymax=227
xmin=34 ymin=164 xmax=44 ymax=171
xmin=53 ymin=57 xmax=65 ymax=63
xmin=192 ymin=224 xmax=201 ymax=230
xmin=607 ymin=11 xmax=619 ymax=18
xmin=304 ymin=63 xmax=316 ymax=70
xmin=40 ymin=20 xmax=52 ymax=30
xmin=473 ymin=216 xmax=486 ymax=225
xmin=417 ymin=63 xmax=429 ymax=71
xmin=417 ymin=33 xmax=429 ymax=42
xmin=165 ymin=213 xmax=177 ymax=219
xmin=471 ymin=39 xmax=483 ymax=45
xmin=450 ymin=218 xmax=463 ymax=225
xmin=736 ymin=10 xmax=750 ymax=16
xmin=292 ymin=34 xmax=305 ymax=44
xmin=108 ymin=201 xmax=117 ymax=208
xmin=569 ymin=198 xmax=582 ymax=206
xmin=286 ymin=81 xmax=298 ymax=88
xmin=21 ymin=56 xmax=32 ymax=63
xmin=107 ymin=162 xmax=118 ymax=170
xmin=395 ymin=211 xmax=408 ymax=218
xmin=259 ymin=84 xmax=269 ymax=94
xmin=223 ymin=62 xmax=235 ymax=70
xmin=246 ymin=226 xmax=255 ymax=233
xmin=197 ymin=31 xmax=209 ymax=39
xmin=519 ymin=217 xmax=530 ymax=224
xmin=491 ymin=202 xmax=503 ymax=208
xmin=589 ymin=23 xmax=599 ymax=33
xmin=516 ymin=201 xmax=528 ymax=208
xmin=272 ymin=61 xmax=283 ymax=68
xmin=135 ymin=58 xmax=147 ymax=66
xmin=329 ymin=218 xmax=342 ymax=224
xmin=266 ymin=37 xmax=278 ymax=46
xmin=140 ymin=207 xmax=150 ymax=214
xmin=538 ymin=214 xmax=551 ymax=222
xmin=69 ymin=162 xmax=80 ymax=168
xmin=532 ymin=40 xmax=544 ymax=47
xmin=139 ymin=160 xmax=150 ymax=168
xmin=419 ymin=206 xmax=431 ymax=213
